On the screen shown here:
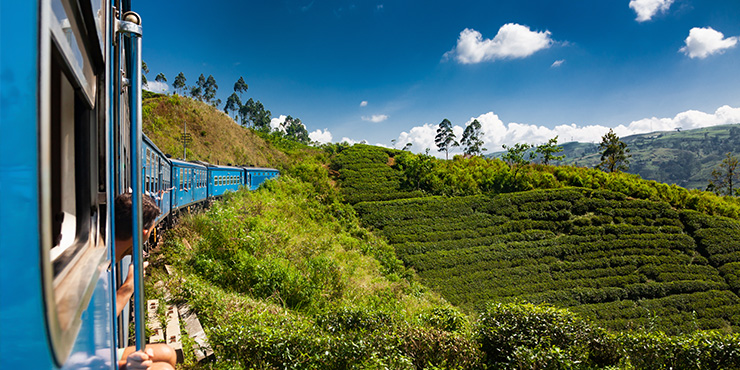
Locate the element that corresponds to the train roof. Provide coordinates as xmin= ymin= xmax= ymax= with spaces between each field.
xmin=244 ymin=167 xmax=279 ymax=172
xmin=190 ymin=160 xmax=243 ymax=170
xmin=169 ymin=158 xmax=208 ymax=168
xmin=142 ymin=134 xmax=167 ymax=156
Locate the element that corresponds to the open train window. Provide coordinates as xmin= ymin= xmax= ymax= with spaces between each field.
xmin=43 ymin=0 xmax=108 ymax=363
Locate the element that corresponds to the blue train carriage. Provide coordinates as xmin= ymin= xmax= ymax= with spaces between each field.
xmin=244 ymin=167 xmax=280 ymax=191
xmin=1 ymin=0 xmax=147 ymax=368
xmin=170 ymin=159 xmax=208 ymax=211
xmin=143 ymin=135 xmax=172 ymax=222
xmin=207 ymin=164 xmax=247 ymax=197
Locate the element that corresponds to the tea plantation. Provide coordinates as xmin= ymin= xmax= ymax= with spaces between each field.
xmin=334 ymin=145 xmax=740 ymax=334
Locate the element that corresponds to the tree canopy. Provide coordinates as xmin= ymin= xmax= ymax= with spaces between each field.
xmin=598 ymin=128 xmax=630 ymax=173
xmin=460 ymin=119 xmax=485 ymax=156
xmin=234 ymin=76 xmax=248 ymax=99
xmin=173 ymin=72 xmax=186 ymax=95
xmin=435 ymin=118 xmax=459 ymax=160
xmin=707 ymin=152 xmax=739 ymax=196
xmin=536 ymin=136 xmax=565 ymax=165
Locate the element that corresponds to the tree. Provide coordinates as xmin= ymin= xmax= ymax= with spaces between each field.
xmin=502 ymin=143 xmax=535 ymax=167
xmin=707 ymin=152 xmax=740 ymax=196
xmin=460 ymin=119 xmax=485 ymax=156
xmin=189 ymin=86 xmax=202 ymax=100
xmin=536 ymin=136 xmax=565 ymax=165
xmin=597 ymin=129 xmax=631 ymax=172
xmin=283 ymin=116 xmax=310 ymax=144
xmin=191 ymin=74 xmax=206 ymax=101
xmin=435 ymin=118 xmax=459 ymax=160
xmin=155 ymin=73 xmax=167 ymax=83
xmin=239 ymin=98 xmax=271 ymax=130
xmin=203 ymin=75 xmax=219 ymax=106
xmin=142 ymin=61 xmax=149 ymax=85
xmin=224 ymin=93 xmax=242 ymax=119
xmin=234 ymin=77 xmax=248 ymax=99
xmin=172 ymin=72 xmax=186 ymax=95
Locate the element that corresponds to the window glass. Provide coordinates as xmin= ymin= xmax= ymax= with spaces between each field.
xmin=50 ymin=0 xmax=96 ymax=103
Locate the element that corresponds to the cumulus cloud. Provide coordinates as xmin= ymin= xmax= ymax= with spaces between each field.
xmin=551 ymin=59 xmax=565 ymax=68
xmin=360 ymin=100 xmax=368 ymax=107
xmin=362 ymin=114 xmax=389 ymax=123
xmin=629 ymin=0 xmax=674 ymax=22
xmin=309 ymin=128 xmax=333 ymax=144
xmin=270 ymin=115 xmax=288 ymax=132
xmin=393 ymin=106 xmax=740 ymax=157
xmin=680 ymin=27 xmax=739 ymax=59
xmin=143 ymin=81 xmax=169 ymax=94
xmin=444 ymin=24 xmax=553 ymax=64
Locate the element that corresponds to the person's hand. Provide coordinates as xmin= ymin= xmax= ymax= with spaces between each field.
xmin=126 ymin=348 xmax=154 ymax=370
xmin=126 ymin=261 xmax=150 ymax=278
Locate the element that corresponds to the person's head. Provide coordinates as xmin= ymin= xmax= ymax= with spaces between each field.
xmin=114 ymin=193 xmax=160 ymax=260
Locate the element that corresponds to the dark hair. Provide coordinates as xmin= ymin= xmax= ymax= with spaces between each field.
xmin=114 ymin=193 xmax=161 ymax=240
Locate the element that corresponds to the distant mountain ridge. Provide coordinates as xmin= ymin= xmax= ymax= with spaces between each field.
xmin=489 ymin=124 xmax=740 ymax=190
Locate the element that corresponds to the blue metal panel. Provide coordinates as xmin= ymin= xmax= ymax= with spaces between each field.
xmin=0 ymin=1 xmax=56 ymax=368
xmin=60 ymin=273 xmax=115 ymax=369
xmin=245 ymin=168 xmax=279 ymax=191
xmin=170 ymin=160 xmax=207 ymax=209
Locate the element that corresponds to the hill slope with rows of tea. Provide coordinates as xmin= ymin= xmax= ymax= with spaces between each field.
xmin=331 ymin=144 xmax=740 ymax=334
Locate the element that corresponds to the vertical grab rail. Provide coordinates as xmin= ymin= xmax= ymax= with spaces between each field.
xmin=118 ymin=11 xmax=146 ymax=352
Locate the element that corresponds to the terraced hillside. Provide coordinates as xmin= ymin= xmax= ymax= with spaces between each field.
xmin=333 ymin=145 xmax=740 ymax=334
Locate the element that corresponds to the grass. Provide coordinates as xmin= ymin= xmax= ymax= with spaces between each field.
xmin=142 ymin=93 xmax=290 ymax=168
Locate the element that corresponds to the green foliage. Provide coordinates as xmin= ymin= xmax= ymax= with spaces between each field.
xmin=707 ymin=152 xmax=740 ymax=196
xmin=353 ymin=186 xmax=740 ymax=334
xmin=555 ymin=124 xmax=740 ymax=190
xmin=435 ymin=118 xmax=459 ymax=160
xmin=478 ymin=302 xmax=618 ymax=369
xmin=537 ymin=136 xmax=565 ymax=165
xmin=460 ymin=119 xmax=485 ymax=156
xmin=173 ymin=72 xmax=186 ymax=95
xmin=331 ymin=144 xmax=425 ymax=204
xmin=157 ymin=176 xmax=484 ymax=369
xmin=502 ymin=142 xmax=536 ymax=168
xmin=598 ymin=128 xmax=631 ymax=173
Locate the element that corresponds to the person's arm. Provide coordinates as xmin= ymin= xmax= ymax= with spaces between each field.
xmin=116 ymin=262 xmax=148 ymax=316
xmin=116 ymin=264 xmax=135 ymax=316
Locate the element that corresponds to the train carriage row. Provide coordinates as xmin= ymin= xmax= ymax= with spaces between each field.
xmin=142 ymin=135 xmax=279 ymax=219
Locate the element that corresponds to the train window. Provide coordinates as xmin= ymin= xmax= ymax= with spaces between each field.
xmin=179 ymin=168 xmax=184 ymax=190
xmin=44 ymin=0 xmax=108 ymax=361
xmin=50 ymin=0 xmax=96 ymax=104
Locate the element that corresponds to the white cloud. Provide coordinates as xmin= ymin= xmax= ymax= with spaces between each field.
xmin=361 ymin=114 xmax=389 ymax=123
xmin=270 ymin=115 xmax=288 ymax=132
xmin=309 ymin=128 xmax=333 ymax=144
xmin=680 ymin=27 xmax=739 ymax=59
xmin=551 ymin=59 xmax=565 ymax=68
xmin=394 ymin=106 xmax=740 ymax=157
xmin=360 ymin=101 xmax=368 ymax=107
xmin=445 ymin=24 xmax=553 ymax=64
xmin=629 ymin=0 xmax=674 ymax=22
xmin=143 ymin=80 xmax=169 ymax=94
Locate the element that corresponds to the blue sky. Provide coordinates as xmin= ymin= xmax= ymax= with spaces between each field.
xmin=138 ymin=0 xmax=740 ymax=155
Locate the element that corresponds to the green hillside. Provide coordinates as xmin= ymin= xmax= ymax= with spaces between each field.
xmin=143 ymin=96 xmax=740 ymax=368
xmin=332 ymin=145 xmax=740 ymax=334
xmin=552 ymin=125 xmax=740 ymax=190
xmin=142 ymin=92 xmax=290 ymax=167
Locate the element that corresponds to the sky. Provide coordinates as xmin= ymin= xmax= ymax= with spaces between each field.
xmin=138 ymin=0 xmax=740 ymax=156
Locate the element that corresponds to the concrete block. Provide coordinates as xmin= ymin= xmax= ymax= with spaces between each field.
xmin=178 ymin=303 xmax=214 ymax=362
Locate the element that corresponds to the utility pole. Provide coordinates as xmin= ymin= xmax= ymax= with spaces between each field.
xmin=180 ymin=121 xmax=192 ymax=160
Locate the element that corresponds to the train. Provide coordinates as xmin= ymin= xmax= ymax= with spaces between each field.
xmin=0 ymin=1 xmax=277 ymax=368
xmin=143 ymin=134 xmax=278 ymax=224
